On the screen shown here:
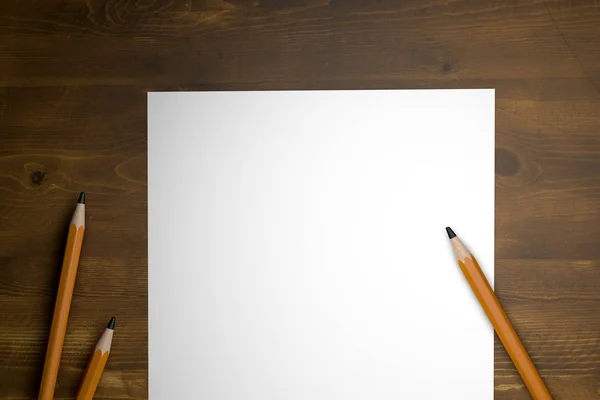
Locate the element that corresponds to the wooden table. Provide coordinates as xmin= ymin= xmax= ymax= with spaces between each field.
xmin=1 ymin=1 xmax=599 ymax=399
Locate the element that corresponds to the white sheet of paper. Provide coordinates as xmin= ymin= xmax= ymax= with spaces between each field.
xmin=148 ymin=90 xmax=495 ymax=400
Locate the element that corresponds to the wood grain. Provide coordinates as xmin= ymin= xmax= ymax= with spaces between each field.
xmin=0 ymin=0 xmax=599 ymax=399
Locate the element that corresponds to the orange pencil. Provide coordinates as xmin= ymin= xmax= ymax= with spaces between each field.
xmin=76 ymin=317 xmax=116 ymax=400
xmin=39 ymin=193 xmax=86 ymax=400
xmin=446 ymin=227 xmax=552 ymax=400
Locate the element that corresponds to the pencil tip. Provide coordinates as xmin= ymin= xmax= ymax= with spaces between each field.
xmin=446 ymin=227 xmax=456 ymax=239
xmin=107 ymin=317 xmax=116 ymax=330
xmin=77 ymin=192 xmax=85 ymax=204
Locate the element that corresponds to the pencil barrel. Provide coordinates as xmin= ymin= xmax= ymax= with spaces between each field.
xmin=75 ymin=349 xmax=110 ymax=400
xmin=38 ymin=224 xmax=85 ymax=400
xmin=458 ymin=256 xmax=552 ymax=400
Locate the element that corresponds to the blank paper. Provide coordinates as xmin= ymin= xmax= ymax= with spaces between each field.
xmin=148 ymin=90 xmax=495 ymax=399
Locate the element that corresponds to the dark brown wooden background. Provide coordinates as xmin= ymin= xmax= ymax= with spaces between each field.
xmin=1 ymin=0 xmax=599 ymax=399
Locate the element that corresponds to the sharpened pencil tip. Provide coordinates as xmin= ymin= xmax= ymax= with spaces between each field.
xmin=77 ymin=192 xmax=85 ymax=204
xmin=446 ymin=227 xmax=456 ymax=239
xmin=107 ymin=317 xmax=116 ymax=330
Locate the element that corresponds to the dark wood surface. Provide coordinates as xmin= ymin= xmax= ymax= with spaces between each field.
xmin=1 ymin=1 xmax=599 ymax=399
